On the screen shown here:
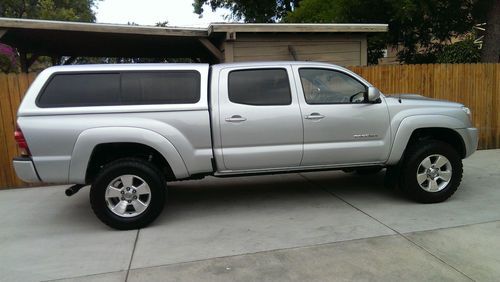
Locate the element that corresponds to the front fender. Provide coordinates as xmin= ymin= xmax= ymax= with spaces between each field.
xmin=68 ymin=127 xmax=189 ymax=183
xmin=387 ymin=115 xmax=467 ymax=164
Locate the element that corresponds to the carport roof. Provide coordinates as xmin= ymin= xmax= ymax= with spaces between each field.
xmin=0 ymin=17 xmax=208 ymax=37
xmin=0 ymin=18 xmax=388 ymax=37
xmin=0 ymin=18 xmax=211 ymax=59
xmin=0 ymin=17 xmax=388 ymax=68
xmin=208 ymin=23 xmax=388 ymax=34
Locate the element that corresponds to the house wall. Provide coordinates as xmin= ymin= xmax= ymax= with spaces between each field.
xmin=221 ymin=33 xmax=368 ymax=66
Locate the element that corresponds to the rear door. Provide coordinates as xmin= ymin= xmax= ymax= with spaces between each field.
xmin=217 ymin=66 xmax=303 ymax=171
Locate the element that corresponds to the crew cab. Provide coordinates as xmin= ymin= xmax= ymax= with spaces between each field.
xmin=13 ymin=62 xmax=478 ymax=229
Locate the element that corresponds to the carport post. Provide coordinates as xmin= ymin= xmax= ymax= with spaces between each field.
xmin=19 ymin=52 xmax=39 ymax=73
xmin=198 ymin=38 xmax=223 ymax=63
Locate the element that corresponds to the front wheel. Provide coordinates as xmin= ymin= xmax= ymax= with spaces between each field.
xmin=90 ymin=158 xmax=166 ymax=230
xmin=400 ymin=140 xmax=463 ymax=203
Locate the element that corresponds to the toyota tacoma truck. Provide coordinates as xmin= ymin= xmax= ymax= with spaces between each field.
xmin=13 ymin=62 xmax=478 ymax=230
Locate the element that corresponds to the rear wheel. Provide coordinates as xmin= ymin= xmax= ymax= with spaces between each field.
xmin=90 ymin=158 xmax=166 ymax=230
xmin=400 ymin=140 xmax=462 ymax=203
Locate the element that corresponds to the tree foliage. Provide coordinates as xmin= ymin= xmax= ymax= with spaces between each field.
xmin=285 ymin=0 xmax=493 ymax=64
xmin=285 ymin=0 xmax=393 ymax=64
xmin=0 ymin=0 xmax=99 ymax=72
xmin=436 ymin=38 xmax=481 ymax=63
xmin=0 ymin=44 xmax=18 ymax=73
xmin=194 ymin=0 xmax=496 ymax=64
xmin=193 ymin=0 xmax=299 ymax=22
xmin=0 ymin=0 xmax=99 ymax=22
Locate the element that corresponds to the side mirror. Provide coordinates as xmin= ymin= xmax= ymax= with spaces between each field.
xmin=367 ymin=86 xmax=381 ymax=102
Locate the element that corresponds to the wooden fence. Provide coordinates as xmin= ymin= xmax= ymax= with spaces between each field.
xmin=348 ymin=64 xmax=500 ymax=150
xmin=0 ymin=73 xmax=37 ymax=188
xmin=0 ymin=63 xmax=499 ymax=188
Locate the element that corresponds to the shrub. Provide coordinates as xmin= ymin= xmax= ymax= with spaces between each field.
xmin=436 ymin=38 xmax=481 ymax=63
xmin=0 ymin=44 xmax=18 ymax=73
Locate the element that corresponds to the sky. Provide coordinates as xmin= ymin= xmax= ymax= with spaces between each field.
xmin=95 ymin=0 xmax=231 ymax=27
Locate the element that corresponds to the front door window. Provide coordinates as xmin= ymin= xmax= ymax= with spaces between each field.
xmin=299 ymin=68 xmax=367 ymax=104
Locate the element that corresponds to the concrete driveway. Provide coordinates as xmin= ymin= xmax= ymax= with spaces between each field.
xmin=0 ymin=150 xmax=499 ymax=282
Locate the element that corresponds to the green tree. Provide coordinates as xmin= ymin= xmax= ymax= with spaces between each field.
xmin=193 ymin=0 xmax=300 ymax=22
xmin=0 ymin=0 xmax=99 ymax=22
xmin=0 ymin=43 xmax=18 ymax=72
xmin=285 ymin=0 xmax=500 ymax=63
xmin=285 ymin=0 xmax=391 ymax=64
xmin=155 ymin=21 xmax=169 ymax=27
xmin=195 ymin=0 xmax=496 ymax=64
xmin=436 ymin=37 xmax=481 ymax=63
xmin=0 ymin=0 xmax=99 ymax=72
xmin=285 ymin=0 xmax=493 ymax=64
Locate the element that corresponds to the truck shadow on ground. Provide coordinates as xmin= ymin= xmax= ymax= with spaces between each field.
xmin=158 ymin=170 xmax=406 ymax=224
xmin=51 ymin=170 xmax=406 ymax=229
xmin=167 ymin=170 xmax=399 ymax=202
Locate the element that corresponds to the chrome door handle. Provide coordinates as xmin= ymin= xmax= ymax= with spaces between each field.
xmin=305 ymin=113 xmax=325 ymax=120
xmin=225 ymin=115 xmax=247 ymax=122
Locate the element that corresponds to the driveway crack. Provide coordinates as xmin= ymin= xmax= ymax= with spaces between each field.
xmin=125 ymin=229 xmax=140 ymax=282
xmin=299 ymin=173 xmax=475 ymax=281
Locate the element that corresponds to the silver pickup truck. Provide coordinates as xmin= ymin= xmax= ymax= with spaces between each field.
xmin=13 ymin=62 xmax=478 ymax=230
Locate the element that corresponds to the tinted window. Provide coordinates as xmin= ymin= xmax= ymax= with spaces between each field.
xmin=38 ymin=71 xmax=201 ymax=108
xmin=299 ymin=68 xmax=367 ymax=104
xmin=228 ymin=69 xmax=291 ymax=106
xmin=121 ymin=71 xmax=200 ymax=104
xmin=38 ymin=73 xmax=120 ymax=107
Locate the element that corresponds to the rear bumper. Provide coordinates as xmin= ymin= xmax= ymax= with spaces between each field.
xmin=13 ymin=157 xmax=41 ymax=183
xmin=457 ymin=127 xmax=479 ymax=158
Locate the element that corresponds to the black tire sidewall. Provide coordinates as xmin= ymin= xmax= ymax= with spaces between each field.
xmin=401 ymin=141 xmax=462 ymax=203
xmin=90 ymin=159 xmax=166 ymax=230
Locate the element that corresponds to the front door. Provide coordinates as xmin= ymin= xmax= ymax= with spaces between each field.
xmin=218 ymin=66 xmax=303 ymax=171
xmin=292 ymin=66 xmax=391 ymax=166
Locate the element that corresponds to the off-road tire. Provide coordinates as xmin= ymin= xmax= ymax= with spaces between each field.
xmin=400 ymin=140 xmax=462 ymax=203
xmin=90 ymin=158 xmax=166 ymax=230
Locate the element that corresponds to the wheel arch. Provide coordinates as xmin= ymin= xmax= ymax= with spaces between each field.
xmin=85 ymin=143 xmax=176 ymax=184
xmin=387 ymin=115 xmax=467 ymax=164
xmin=406 ymin=128 xmax=465 ymax=158
xmin=69 ymin=127 xmax=189 ymax=184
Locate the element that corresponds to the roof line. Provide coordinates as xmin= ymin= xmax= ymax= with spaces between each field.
xmin=208 ymin=23 xmax=389 ymax=35
xmin=0 ymin=17 xmax=208 ymax=37
xmin=0 ymin=17 xmax=388 ymax=38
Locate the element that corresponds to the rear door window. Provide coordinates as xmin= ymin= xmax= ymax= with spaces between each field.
xmin=228 ymin=69 xmax=292 ymax=106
